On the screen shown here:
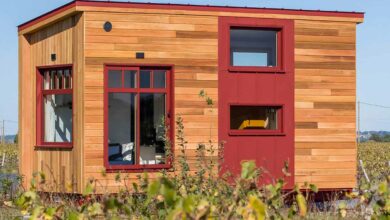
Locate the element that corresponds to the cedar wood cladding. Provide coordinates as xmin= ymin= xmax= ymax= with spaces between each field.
xmin=18 ymin=1 xmax=363 ymax=193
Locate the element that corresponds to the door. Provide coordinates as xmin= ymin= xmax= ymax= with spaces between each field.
xmin=218 ymin=17 xmax=294 ymax=187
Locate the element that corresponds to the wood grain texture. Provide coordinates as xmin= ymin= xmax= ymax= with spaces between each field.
xmin=294 ymin=19 xmax=357 ymax=189
xmin=19 ymin=15 xmax=85 ymax=192
xmin=82 ymin=11 xmax=219 ymax=193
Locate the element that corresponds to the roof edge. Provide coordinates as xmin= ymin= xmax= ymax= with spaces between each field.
xmin=18 ymin=1 xmax=76 ymax=32
xmin=18 ymin=0 xmax=365 ymax=32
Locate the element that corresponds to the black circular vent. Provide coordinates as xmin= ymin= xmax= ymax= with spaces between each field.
xmin=103 ymin=21 xmax=112 ymax=32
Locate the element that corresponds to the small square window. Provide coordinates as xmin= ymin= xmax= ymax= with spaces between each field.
xmin=230 ymin=106 xmax=281 ymax=131
xmin=230 ymin=29 xmax=277 ymax=67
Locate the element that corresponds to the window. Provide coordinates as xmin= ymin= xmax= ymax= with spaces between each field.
xmin=105 ymin=66 xmax=172 ymax=170
xmin=219 ymin=17 xmax=294 ymax=73
xmin=229 ymin=105 xmax=283 ymax=135
xmin=36 ymin=66 xmax=73 ymax=148
xmin=230 ymin=28 xmax=277 ymax=67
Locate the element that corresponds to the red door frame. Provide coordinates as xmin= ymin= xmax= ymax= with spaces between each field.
xmin=103 ymin=64 xmax=174 ymax=172
xmin=218 ymin=17 xmax=295 ymax=188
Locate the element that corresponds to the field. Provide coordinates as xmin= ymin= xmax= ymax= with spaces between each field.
xmin=0 ymin=141 xmax=389 ymax=219
xmin=358 ymin=142 xmax=390 ymax=185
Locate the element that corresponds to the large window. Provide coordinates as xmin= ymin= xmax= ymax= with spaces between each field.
xmin=105 ymin=66 xmax=172 ymax=170
xmin=36 ymin=66 xmax=73 ymax=148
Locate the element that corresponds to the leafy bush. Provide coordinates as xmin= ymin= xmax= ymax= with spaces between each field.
xmin=11 ymin=112 xmax=315 ymax=219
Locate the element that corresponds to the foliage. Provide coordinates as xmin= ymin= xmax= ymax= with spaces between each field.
xmin=4 ymin=92 xmax=390 ymax=219
xmin=369 ymin=133 xmax=390 ymax=142
xmin=10 ymin=113 xmax=311 ymax=219
xmin=14 ymin=133 xmax=18 ymax=144
xmin=358 ymin=142 xmax=390 ymax=185
xmin=341 ymin=178 xmax=390 ymax=219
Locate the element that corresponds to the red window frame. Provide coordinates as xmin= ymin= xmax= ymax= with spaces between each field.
xmin=104 ymin=64 xmax=174 ymax=171
xmin=219 ymin=17 xmax=294 ymax=74
xmin=36 ymin=64 xmax=74 ymax=149
xmin=228 ymin=104 xmax=285 ymax=136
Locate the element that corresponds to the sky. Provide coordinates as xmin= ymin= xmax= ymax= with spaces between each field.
xmin=1 ymin=0 xmax=389 ymax=134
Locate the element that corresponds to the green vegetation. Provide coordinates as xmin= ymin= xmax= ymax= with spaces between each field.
xmin=3 ymin=127 xmax=390 ymax=219
xmin=1 ymin=93 xmax=390 ymax=219
xmin=0 ymin=143 xmax=20 ymax=219
xmin=0 ymin=143 xmax=19 ymax=173
xmin=369 ymin=133 xmax=390 ymax=142
xmin=358 ymin=142 xmax=390 ymax=185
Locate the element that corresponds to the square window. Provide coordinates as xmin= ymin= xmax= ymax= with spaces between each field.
xmin=219 ymin=17 xmax=294 ymax=74
xmin=230 ymin=106 xmax=281 ymax=131
xmin=230 ymin=29 xmax=277 ymax=67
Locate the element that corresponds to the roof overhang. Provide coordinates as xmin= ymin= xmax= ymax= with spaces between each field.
xmin=18 ymin=0 xmax=365 ymax=35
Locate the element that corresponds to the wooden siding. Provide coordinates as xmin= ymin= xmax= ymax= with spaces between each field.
xmin=19 ymin=14 xmax=85 ymax=192
xmin=83 ymin=11 xmax=219 ymax=192
xmin=19 ymin=5 xmax=359 ymax=193
xmin=82 ymin=9 xmax=358 ymax=191
xmin=294 ymin=20 xmax=357 ymax=189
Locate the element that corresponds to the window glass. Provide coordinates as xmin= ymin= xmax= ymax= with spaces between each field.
xmin=140 ymin=70 xmax=151 ymax=88
xmin=139 ymin=93 xmax=166 ymax=165
xmin=50 ymin=70 xmax=56 ymax=89
xmin=230 ymin=106 xmax=279 ymax=130
xmin=106 ymin=67 xmax=170 ymax=168
xmin=108 ymin=70 xmax=122 ymax=88
xmin=64 ymin=69 xmax=72 ymax=89
xmin=230 ymin=29 xmax=277 ymax=67
xmin=57 ymin=70 xmax=64 ymax=89
xmin=153 ymin=70 xmax=166 ymax=88
xmin=108 ymin=93 xmax=136 ymax=165
xmin=44 ymin=94 xmax=73 ymax=142
xmin=124 ymin=70 xmax=137 ymax=88
xmin=44 ymin=71 xmax=51 ymax=90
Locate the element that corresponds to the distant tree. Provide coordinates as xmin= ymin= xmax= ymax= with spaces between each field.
xmin=370 ymin=133 xmax=383 ymax=142
xmin=382 ymin=134 xmax=390 ymax=142
xmin=14 ymin=133 xmax=18 ymax=144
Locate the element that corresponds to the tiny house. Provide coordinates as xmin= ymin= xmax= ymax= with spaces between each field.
xmin=18 ymin=0 xmax=364 ymax=193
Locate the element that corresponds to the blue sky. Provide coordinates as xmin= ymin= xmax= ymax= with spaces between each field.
xmin=1 ymin=0 xmax=389 ymax=134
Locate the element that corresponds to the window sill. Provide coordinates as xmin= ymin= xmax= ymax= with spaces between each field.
xmin=35 ymin=144 xmax=73 ymax=149
xmin=105 ymin=164 xmax=172 ymax=173
xmin=228 ymin=66 xmax=285 ymax=74
xmin=228 ymin=130 xmax=285 ymax=136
